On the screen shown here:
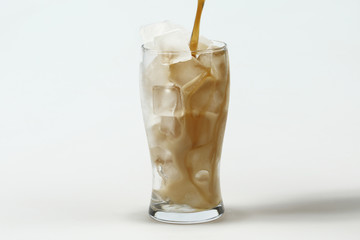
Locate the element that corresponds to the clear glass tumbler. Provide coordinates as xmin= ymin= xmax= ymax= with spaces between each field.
xmin=139 ymin=41 xmax=230 ymax=224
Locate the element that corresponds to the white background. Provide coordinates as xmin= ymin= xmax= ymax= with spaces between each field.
xmin=1 ymin=0 xmax=360 ymax=239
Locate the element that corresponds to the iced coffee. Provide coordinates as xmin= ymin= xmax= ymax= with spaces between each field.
xmin=140 ymin=26 xmax=229 ymax=223
xmin=140 ymin=0 xmax=229 ymax=224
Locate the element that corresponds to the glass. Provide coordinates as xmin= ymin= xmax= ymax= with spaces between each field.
xmin=139 ymin=41 xmax=230 ymax=224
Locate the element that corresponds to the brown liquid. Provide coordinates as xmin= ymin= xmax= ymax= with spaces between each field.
xmin=189 ymin=0 xmax=205 ymax=56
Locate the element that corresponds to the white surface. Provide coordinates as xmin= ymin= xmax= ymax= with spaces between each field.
xmin=0 ymin=0 xmax=360 ymax=239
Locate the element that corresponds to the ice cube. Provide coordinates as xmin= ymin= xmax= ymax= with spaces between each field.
xmin=189 ymin=76 xmax=215 ymax=111
xmin=197 ymin=36 xmax=212 ymax=51
xmin=140 ymin=21 xmax=192 ymax=64
xmin=153 ymin=85 xmax=183 ymax=117
xmin=150 ymin=146 xmax=172 ymax=164
xmin=169 ymin=57 xmax=208 ymax=87
xmin=189 ymin=75 xmax=227 ymax=114
xmin=160 ymin=117 xmax=181 ymax=138
xmin=154 ymin=30 xmax=192 ymax=64
xmin=140 ymin=57 xmax=171 ymax=131
xmin=140 ymin=20 xmax=184 ymax=45
xmin=144 ymin=56 xmax=171 ymax=86
xmin=152 ymin=165 xmax=162 ymax=190
xmin=197 ymin=52 xmax=211 ymax=68
xmin=150 ymin=147 xmax=179 ymax=182
xmin=197 ymin=50 xmax=228 ymax=81
xmin=147 ymin=122 xmax=165 ymax=148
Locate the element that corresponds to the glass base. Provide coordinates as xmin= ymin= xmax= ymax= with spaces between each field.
xmin=149 ymin=202 xmax=224 ymax=224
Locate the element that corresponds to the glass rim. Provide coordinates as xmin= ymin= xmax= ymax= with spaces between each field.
xmin=141 ymin=40 xmax=227 ymax=54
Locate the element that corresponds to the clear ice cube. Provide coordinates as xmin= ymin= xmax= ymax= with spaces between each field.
xmin=189 ymin=76 xmax=215 ymax=111
xmin=154 ymin=30 xmax=192 ymax=64
xmin=144 ymin=56 xmax=171 ymax=86
xmin=197 ymin=36 xmax=212 ymax=51
xmin=169 ymin=57 xmax=208 ymax=87
xmin=189 ymin=76 xmax=225 ymax=114
xmin=147 ymin=122 xmax=165 ymax=148
xmin=150 ymin=146 xmax=172 ymax=163
xmin=140 ymin=21 xmax=192 ymax=64
xmin=150 ymin=147 xmax=179 ymax=182
xmin=197 ymin=53 xmax=211 ymax=68
xmin=140 ymin=20 xmax=184 ymax=45
xmin=197 ymin=50 xmax=228 ymax=80
xmin=140 ymin=57 xmax=171 ymax=131
xmin=160 ymin=117 xmax=181 ymax=138
xmin=153 ymin=85 xmax=183 ymax=117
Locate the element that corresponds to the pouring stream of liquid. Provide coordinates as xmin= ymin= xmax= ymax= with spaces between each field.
xmin=189 ymin=0 xmax=205 ymax=56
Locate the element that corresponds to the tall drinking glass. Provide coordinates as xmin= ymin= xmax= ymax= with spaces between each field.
xmin=140 ymin=41 xmax=230 ymax=224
